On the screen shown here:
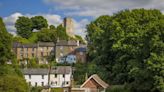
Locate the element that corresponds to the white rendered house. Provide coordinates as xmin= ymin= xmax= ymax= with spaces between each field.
xmin=50 ymin=66 xmax=72 ymax=88
xmin=22 ymin=69 xmax=49 ymax=87
xmin=21 ymin=66 xmax=72 ymax=88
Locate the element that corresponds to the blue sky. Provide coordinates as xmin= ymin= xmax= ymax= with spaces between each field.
xmin=0 ymin=0 xmax=164 ymax=37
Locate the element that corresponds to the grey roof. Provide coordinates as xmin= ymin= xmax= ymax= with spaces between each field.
xmin=21 ymin=69 xmax=48 ymax=75
xmin=13 ymin=40 xmax=77 ymax=48
xmin=38 ymin=42 xmax=55 ymax=47
xmin=51 ymin=66 xmax=72 ymax=74
xmin=75 ymin=47 xmax=86 ymax=52
xmin=13 ymin=42 xmax=37 ymax=48
xmin=21 ymin=66 xmax=72 ymax=75
xmin=56 ymin=40 xmax=77 ymax=46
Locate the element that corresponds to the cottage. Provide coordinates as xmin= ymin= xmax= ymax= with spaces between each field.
xmin=21 ymin=66 xmax=72 ymax=88
xmin=80 ymin=74 xmax=109 ymax=92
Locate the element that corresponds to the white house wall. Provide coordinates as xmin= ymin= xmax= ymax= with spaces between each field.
xmin=50 ymin=74 xmax=71 ymax=87
xmin=24 ymin=75 xmax=48 ymax=86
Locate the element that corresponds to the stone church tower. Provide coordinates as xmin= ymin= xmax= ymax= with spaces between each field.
xmin=63 ymin=17 xmax=74 ymax=37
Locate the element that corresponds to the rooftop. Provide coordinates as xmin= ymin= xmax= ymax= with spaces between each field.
xmin=13 ymin=40 xmax=78 ymax=48
xmin=21 ymin=66 xmax=72 ymax=75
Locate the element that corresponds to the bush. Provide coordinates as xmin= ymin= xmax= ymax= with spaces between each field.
xmin=30 ymin=87 xmax=43 ymax=92
xmin=51 ymin=88 xmax=63 ymax=92
xmin=107 ymin=85 xmax=130 ymax=92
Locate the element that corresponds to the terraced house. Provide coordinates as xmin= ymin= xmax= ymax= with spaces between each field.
xmin=12 ymin=40 xmax=86 ymax=64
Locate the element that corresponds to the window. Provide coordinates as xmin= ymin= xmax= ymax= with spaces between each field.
xmin=66 ymin=81 xmax=69 ymax=85
xmin=32 ymin=53 xmax=34 ymax=57
xmin=42 ymin=82 xmax=44 ymax=86
xmin=20 ymin=54 xmax=23 ymax=59
xmin=55 ymin=81 xmax=57 ymax=85
xmin=54 ymin=74 xmax=57 ymax=78
xmin=29 ymin=75 xmax=31 ymax=79
xmin=35 ymin=82 xmax=37 ymax=87
xmin=20 ymin=48 xmax=23 ymax=52
xmin=42 ymin=75 xmax=44 ymax=79
xmin=63 ymin=74 xmax=65 ymax=78
xmin=41 ymin=52 xmax=44 ymax=57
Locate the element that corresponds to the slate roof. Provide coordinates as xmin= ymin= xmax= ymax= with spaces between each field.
xmin=21 ymin=66 xmax=72 ymax=75
xmin=75 ymin=47 xmax=86 ymax=52
xmin=21 ymin=69 xmax=48 ymax=75
xmin=51 ymin=66 xmax=72 ymax=74
xmin=81 ymin=74 xmax=109 ymax=89
xmin=13 ymin=40 xmax=77 ymax=48
xmin=13 ymin=42 xmax=37 ymax=48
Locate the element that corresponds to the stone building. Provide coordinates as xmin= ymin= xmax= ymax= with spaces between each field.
xmin=63 ymin=17 xmax=74 ymax=37
xmin=13 ymin=40 xmax=86 ymax=64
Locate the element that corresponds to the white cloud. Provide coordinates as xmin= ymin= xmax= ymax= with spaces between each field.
xmin=3 ymin=12 xmax=63 ymax=36
xmin=3 ymin=12 xmax=87 ymax=37
xmin=3 ymin=12 xmax=23 ymax=36
xmin=44 ymin=0 xmax=164 ymax=17
xmin=73 ymin=18 xmax=89 ymax=38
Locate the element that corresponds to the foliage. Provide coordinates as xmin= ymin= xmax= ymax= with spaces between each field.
xmin=107 ymin=85 xmax=130 ymax=92
xmin=37 ymin=28 xmax=57 ymax=42
xmin=15 ymin=16 xmax=33 ymax=38
xmin=56 ymin=24 xmax=69 ymax=40
xmin=31 ymin=16 xmax=48 ymax=30
xmin=0 ymin=65 xmax=29 ymax=92
xmin=87 ymin=9 xmax=164 ymax=92
xmin=0 ymin=17 xmax=13 ymax=64
xmin=49 ymin=25 xmax=56 ymax=30
xmin=51 ymin=88 xmax=63 ymax=92
xmin=73 ymin=62 xmax=88 ymax=84
xmin=30 ymin=87 xmax=43 ymax=92
xmin=27 ymin=58 xmax=39 ymax=68
xmin=74 ymin=35 xmax=86 ymax=44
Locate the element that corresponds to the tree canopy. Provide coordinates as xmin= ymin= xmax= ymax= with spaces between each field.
xmin=0 ymin=17 xmax=13 ymax=65
xmin=15 ymin=16 xmax=33 ymax=38
xmin=31 ymin=16 xmax=48 ymax=30
xmin=0 ymin=65 xmax=29 ymax=92
xmin=87 ymin=9 xmax=164 ymax=92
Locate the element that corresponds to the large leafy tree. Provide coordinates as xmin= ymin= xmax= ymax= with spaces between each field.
xmin=15 ymin=16 xmax=33 ymax=38
xmin=87 ymin=9 xmax=164 ymax=92
xmin=0 ymin=17 xmax=13 ymax=64
xmin=31 ymin=16 xmax=48 ymax=30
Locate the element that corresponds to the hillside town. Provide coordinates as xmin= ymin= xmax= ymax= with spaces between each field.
xmin=0 ymin=0 xmax=164 ymax=92
xmin=11 ymin=17 xmax=109 ymax=92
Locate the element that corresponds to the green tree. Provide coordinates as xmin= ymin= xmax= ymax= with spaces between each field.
xmin=37 ymin=28 xmax=57 ymax=42
xmin=15 ymin=16 xmax=33 ymax=38
xmin=0 ymin=65 xmax=29 ymax=92
xmin=0 ymin=17 xmax=13 ymax=65
xmin=74 ymin=35 xmax=86 ymax=44
xmin=87 ymin=9 xmax=164 ymax=92
xmin=56 ymin=24 xmax=69 ymax=40
xmin=31 ymin=16 xmax=48 ymax=30
xmin=49 ymin=25 xmax=56 ymax=30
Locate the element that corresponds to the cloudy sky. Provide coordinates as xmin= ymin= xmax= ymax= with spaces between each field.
xmin=0 ymin=0 xmax=164 ymax=37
